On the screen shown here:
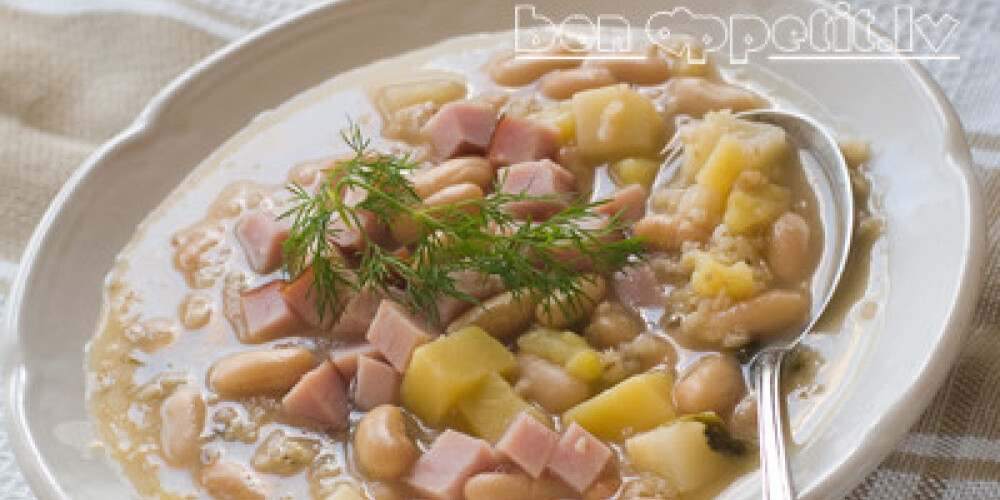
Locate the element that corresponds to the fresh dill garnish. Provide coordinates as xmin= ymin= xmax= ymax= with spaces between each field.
xmin=281 ymin=121 xmax=643 ymax=326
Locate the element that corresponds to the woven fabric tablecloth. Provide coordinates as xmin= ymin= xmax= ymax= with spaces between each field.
xmin=0 ymin=0 xmax=997 ymax=498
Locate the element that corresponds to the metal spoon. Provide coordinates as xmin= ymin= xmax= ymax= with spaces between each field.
xmin=650 ymin=109 xmax=854 ymax=500
xmin=738 ymin=109 xmax=854 ymax=500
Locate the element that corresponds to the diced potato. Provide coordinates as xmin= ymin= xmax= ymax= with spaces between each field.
xmin=625 ymin=420 xmax=732 ymax=494
xmin=401 ymin=346 xmax=486 ymax=426
xmin=456 ymin=373 xmax=546 ymax=443
xmin=376 ymin=78 xmax=467 ymax=115
xmin=529 ymin=101 xmax=576 ymax=143
xmin=695 ymin=134 xmax=746 ymax=196
xmin=688 ymin=252 xmax=759 ymax=300
xmin=677 ymin=184 xmax=726 ymax=226
xmin=446 ymin=326 xmax=518 ymax=377
xmin=517 ymin=329 xmax=590 ymax=365
xmin=610 ymin=158 xmax=660 ymax=189
xmin=563 ymin=371 xmax=676 ymax=440
xmin=325 ymin=484 xmax=365 ymax=500
xmin=679 ymin=111 xmax=786 ymax=182
xmin=571 ymin=85 xmax=666 ymax=159
xmin=401 ymin=327 xmax=516 ymax=426
xmin=518 ymin=329 xmax=604 ymax=383
xmin=565 ymin=350 xmax=603 ymax=382
xmin=724 ymin=182 xmax=791 ymax=234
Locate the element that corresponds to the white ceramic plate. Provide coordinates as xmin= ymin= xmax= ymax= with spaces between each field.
xmin=2 ymin=0 xmax=984 ymax=499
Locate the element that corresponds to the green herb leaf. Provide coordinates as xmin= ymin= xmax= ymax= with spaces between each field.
xmin=280 ymin=120 xmax=643 ymax=326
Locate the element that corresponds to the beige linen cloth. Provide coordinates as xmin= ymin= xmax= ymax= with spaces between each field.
xmin=0 ymin=0 xmax=997 ymax=498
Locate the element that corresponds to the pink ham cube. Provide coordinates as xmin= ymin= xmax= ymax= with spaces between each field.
xmin=546 ymin=422 xmax=611 ymax=493
xmin=235 ymin=211 xmax=291 ymax=274
xmin=422 ymin=101 xmax=498 ymax=160
xmin=366 ymin=300 xmax=436 ymax=372
xmin=488 ymin=115 xmax=559 ymax=166
xmin=281 ymin=267 xmax=340 ymax=330
xmin=328 ymin=210 xmax=390 ymax=253
xmin=282 ymin=360 xmax=350 ymax=430
xmin=594 ymin=184 xmax=648 ymax=225
xmin=240 ymin=281 xmax=307 ymax=343
xmin=353 ymin=356 xmax=402 ymax=411
xmin=498 ymin=160 xmax=576 ymax=221
xmin=329 ymin=343 xmax=381 ymax=379
xmin=406 ymin=430 xmax=497 ymax=500
xmin=332 ymin=288 xmax=384 ymax=340
xmin=613 ymin=263 xmax=662 ymax=309
xmin=495 ymin=412 xmax=559 ymax=478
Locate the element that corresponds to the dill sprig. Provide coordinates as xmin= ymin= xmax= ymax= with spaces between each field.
xmin=281 ymin=121 xmax=643 ymax=326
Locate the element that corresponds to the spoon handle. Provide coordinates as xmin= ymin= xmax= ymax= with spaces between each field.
xmin=757 ymin=349 xmax=795 ymax=500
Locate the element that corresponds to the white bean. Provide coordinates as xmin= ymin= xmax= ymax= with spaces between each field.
xmin=464 ymin=472 xmax=533 ymax=500
xmin=489 ymin=52 xmax=582 ymax=87
xmin=447 ymin=291 xmax=537 ymax=339
xmin=633 ymin=214 xmax=709 ymax=251
xmin=664 ymin=77 xmax=766 ymax=119
xmin=704 ymin=290 xmax=810 ymax=343
xmin=767 ymin=212 xmax=812 ymax=283
xmin=674 ymin=355 xmax=745 ymax=416
xmin=199 ymin=460 xmax=266 ymax=500
xmin=539 ymin=68 xmax=616 ymax=100
xmin=208 ymin=348 xmax=316 ymax=398
xmin=516 ymin=354 xmax=590 ymax=413
xmin=590 ymin=51 xmax=671 ymax=85
xmin=411 ymin=156 xmax=494 ymax=199
xmin=354 ymin=405 xmax=419 ymax=481
xmin=536 ymin=275 xmax=606 ymax=329
xmin=159 ymin=386 xmax=205 ymax=466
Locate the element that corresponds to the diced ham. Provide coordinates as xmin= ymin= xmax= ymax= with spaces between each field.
xmin=353 ymin=356 xmax=402 ymax=411
xmin=435 ymin=270 xmax=505 ymax=324
xmin=488 ymin=116 xmax=559 ymax=166
xmin=366 ymin=300 xmax=436 ymax=372
xmin=594 ymin=184 xmax=648 ymax=225
xmin=235 ymin=211 xmax=291 ymax=274
xmin=329 ymin=343 xmax=381 ymax=378
xmin=329 ymin=210 xmax=390 ymax=253
xmin=406 ymin=430 xmax=497 ymax=500
xmin=240 ymin=281 xmax=307 ymax=343
xmin=281 ymin=267 xmax=339 ymax=330
xmin=321 ymin=183 xmax=391 ymax=252
xmin=495 ymin=412 xmax=559 ymax=478
xmin=332 ymin=288 xmax=384 ymax=340
xmin=422 ymin=101 xmax=498 ymax=160
xmin=498 ymin=160 xmax=576 ymax=221
xmin=281 ymin=360 xmax=350 ymax=430
xmin=546 ymin=423 xmax=611 ymax=493
xmin=613 ymin=263 xmax=663 ymax=309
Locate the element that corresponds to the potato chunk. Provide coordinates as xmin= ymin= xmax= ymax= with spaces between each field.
xmin=625 ymin=420 xmax=732 ymax=494
xmin=401 ymin=326 xmax=515 ymax=425
xmin=680 ymin=111 xmax=786 ymax=183
xmin=724 ymin=181 xmax=791 ymax=234
xmin=563 ymin=371 xmax=675 ymax=440
xmin=688 ymin=252 xmax=759 ymax=300
xmin=610 ymin=157 xmax=660 ymax=189
xmin=456 ymin=373 xmax=546 ymax=443
xmin=517 ymin=329 xmax=603 ymax=382
xmin=571 ymin=85 xmax=666 ymax=159
xmin=695 ymin=134 xmax=747 ymax=197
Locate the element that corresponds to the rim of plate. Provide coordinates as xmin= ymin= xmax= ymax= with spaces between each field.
xmin=2 ymin=1 xmax=985 ymax=499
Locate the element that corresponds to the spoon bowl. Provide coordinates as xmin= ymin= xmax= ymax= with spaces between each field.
xmin=738 ymin=109 xmax=855 ymax=500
